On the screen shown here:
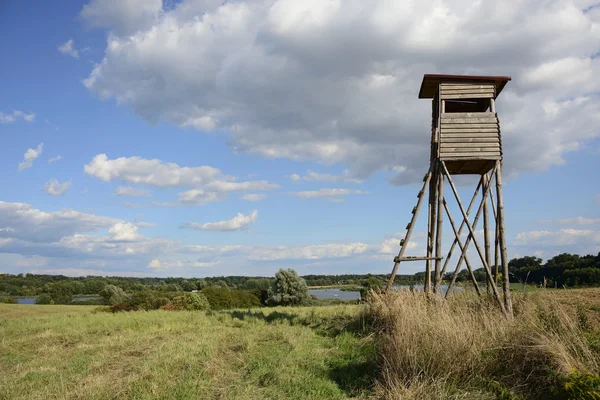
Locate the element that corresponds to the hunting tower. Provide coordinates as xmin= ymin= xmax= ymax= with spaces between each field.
xmin=387 ymin=74 xmax=513 ymax=315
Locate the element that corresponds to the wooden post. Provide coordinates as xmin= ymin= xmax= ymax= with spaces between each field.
xmin=495 ymin=161 xmax=513 ymax=316
xmin=489 ymin=183 xmax=500 ymax=284
xmin=434 ymin=168 xmax=444 ymax=294
xmin=441 ymin=161 xmax=507 ymax=314
xmin=482 ymin=174 xmax=492 ymax=294
xmin=425 ymin=161 xmax=438 ymax=294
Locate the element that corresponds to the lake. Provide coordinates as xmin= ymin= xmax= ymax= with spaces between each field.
xmin=308 ymin=288 xmax=361 ymax=301
xmin=14 ymin=296 xmax=101 ymax=304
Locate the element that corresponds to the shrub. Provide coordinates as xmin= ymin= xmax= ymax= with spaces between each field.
xmin=202 ymin=286 xmax=261 ymax=310
xmin=171 ymin=292 xmax=211 ymax=311
xmin=0 ymin=296 xmax=18 ymax=304
xmin=99 ymin=285 xmax=129 ymax=306
xmin=267 ymin=268 xmax=310 ymax=306
xmin=35 ymin=294 xmax=54 ymax=305
xmin=109 ymin=303 xmax=134 ymax=313
xmin=129 ymin=290 xmax=170 ymax=310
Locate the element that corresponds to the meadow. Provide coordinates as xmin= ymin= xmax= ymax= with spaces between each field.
xmin=3 ymin=289 xmax=600 ymax=399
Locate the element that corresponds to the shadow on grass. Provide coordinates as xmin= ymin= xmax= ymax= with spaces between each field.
xmin=225 ymin=310 xmax=300 ymax=325
xmin=223 ymin=308 xmax=379 ymax=397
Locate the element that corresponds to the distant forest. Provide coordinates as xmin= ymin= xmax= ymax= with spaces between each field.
xmin=1 ymin=252 xmax=599 ymax=298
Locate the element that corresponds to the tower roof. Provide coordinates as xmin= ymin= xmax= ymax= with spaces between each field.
xmin=419 ymin=74 xmax=511 ymax=99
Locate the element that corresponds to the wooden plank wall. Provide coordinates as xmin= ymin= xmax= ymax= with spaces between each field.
xmin=439 ymin=112 xmax=501 ymax=160
xmin=440 ymin=83 xmax=496 ymax=99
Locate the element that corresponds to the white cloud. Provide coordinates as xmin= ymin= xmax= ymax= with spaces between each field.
xmin=48 ymin=156 xmax=62 ymax=163
xmin=541 ymin=216 xmax=600 ymax=225
xmin=58 ymin=39 xmax=79 ymax=58
xmin=294 ymin=170 xmax=363 ymax=183
xmin=18 ymin=143 xmax=43 ymax=171
xmin=114 ymin=186 xmax=151 ymax=197
xmin=0 ymin=201 xmax=118 ymax=243
xmin=108 ymin=222 xmax=142 ymax=241
xmin=85 ymin=154 xmax=278 ymax=205
xmin=289 ymin=188 xmax=368 ymax=202
xmin=80 ymin=0 xmax=163 ymax=36
xmin=182 ymin=210 xmax=258 ymax=231
xmin=84 ymin=154 xmax=224 ymax=187
xmin=132 ymin=220 xmax=156 ymax=228
xmin=43 ymin=179 xmax=72 ymax=196
xmin=514 ymin=229 xmax=600 ymax=247
xmin=378 ymin=237 xmax=418 ymax=255
xmin=147 ymin=259 xmax=220 ymax=270
xmin=242 ymin=193 xmax=267 ymax=201
xmin=82 ymin=0 xmax=600 ymax=185
xmin=0 ymin=110 xmax=35 ymax=124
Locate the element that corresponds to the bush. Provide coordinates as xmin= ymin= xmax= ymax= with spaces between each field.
xmin=171 ymin=292 xmax=211 ymax=311
xmin=0 ymin=296 xmax=18 ymax=304
xmin=267 ymin=268 xmax=311 ymax=306
xmin=129 ymin=290 xmax=170 ymax=310
xmin=99 ymin=285 xmax=129 ymax=306
xmin=202 ymin=286 xmax=261 ymax=310
xmin=71 ymin=298 xmax=104 ymax=305
xmin=109 ymin=303 xmax=134 ymax=313
xmin=35 ymin=294 xmax=54 ymax=305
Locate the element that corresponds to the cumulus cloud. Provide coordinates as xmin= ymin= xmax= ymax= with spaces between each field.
xmin=80 ymin=0 xmax=162 ymax=36
xmin=114 ymin=186 xmax=151 ymax=197
xmin=108 ymin=222 xmax=142 ymax=241
xmin=540 ymin=217 xmax=600 ymax=225
xmin=58 ymin=39 xmax=79 ymax=58
xmin=0 ymin=110 xmax=35 ymax=124
xmin=147 ymin=259 xmax=220 ymax=270
xmin=289 ymin=188 xmax=367 ymax=202
xmin=242 ymin=193 xmax=267 ymax=201
xmin=293 ymin=170 xmax=363 ymax=183
xmin=86 ymin=154 xmax=278 ymax=205
xmin=18 ymin=143 xmax=43 ymax=171
xmin=0 ymin=201 xmax=118 ymax=243
xmin=43 ymin=179 xmax=72 ymax=196
xmin=81 ymin=0 xmax=600 ymax=184
xmin=182 ymin=210 xmax=258 ymax=231
xmin=48 ymin=156 xmax=62 ymax=163
xmin=513 ymin=228 xmax=600 ymax=257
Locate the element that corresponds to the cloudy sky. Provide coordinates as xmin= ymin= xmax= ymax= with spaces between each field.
xmin=0 ymin=0 xmax=599 ymax=278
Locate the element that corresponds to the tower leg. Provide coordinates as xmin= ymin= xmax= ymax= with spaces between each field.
xmin=433 ymin=167 xmax=444 ymax=294
xmin=495 ymin=161 xmax=513 ymax=316
xmin=425 ymin=161 xmax=438 ymax=294
xmin=482 ymin=174 xmax=492 ymax=294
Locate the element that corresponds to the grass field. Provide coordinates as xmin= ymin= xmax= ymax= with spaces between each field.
xmin=3 ymin=289 xmax=600 ymax=399
xmin=0 ymin=303 xmax=374 ymax=400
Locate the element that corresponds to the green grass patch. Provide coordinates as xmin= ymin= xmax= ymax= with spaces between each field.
xmin=0 ymin=303 xmax=374 ymax=400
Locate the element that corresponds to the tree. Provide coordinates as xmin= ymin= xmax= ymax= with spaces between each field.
xmin=171 ymin=292 xmax=211 ymax=311
xmin=267 ymin=269 xmax=310 ymax=306
xmin=99 ymin=285 xmax=129 ymax=306
xmin=35 ymin=294 xmax=54 ymax=304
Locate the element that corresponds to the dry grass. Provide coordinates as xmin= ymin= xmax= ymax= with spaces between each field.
xmin=368 ymin=290 xmax=600 ymax=399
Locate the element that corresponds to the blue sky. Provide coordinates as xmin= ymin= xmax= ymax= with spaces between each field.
xmin=0 ymin=0 xmax=599 ymax=277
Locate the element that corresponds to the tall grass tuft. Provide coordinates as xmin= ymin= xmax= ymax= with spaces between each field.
xmin=368 ymin=290 xmax=600 ymax=399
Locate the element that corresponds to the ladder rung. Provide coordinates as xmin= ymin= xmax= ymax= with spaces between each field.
xmin=394 ymin=256 xmax=443 ymax=262
xmin=405 ymin=223 xmax=411 ymax=230
xmin=417 ymin=190 xmax=424 ymax=198
xmin=411 ymin=206 xmax=417 ymax=214
xmin=399 ymin=239 xmax=405 ymax=246
xmin=423 ymin=173 xmax=430 ymax=182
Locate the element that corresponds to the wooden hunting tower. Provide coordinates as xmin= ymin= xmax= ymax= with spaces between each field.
xmin=387 ymin=74 xmax=513 ymax=315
